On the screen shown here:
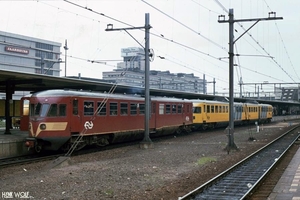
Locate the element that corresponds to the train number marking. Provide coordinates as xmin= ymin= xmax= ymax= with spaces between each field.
xmin=84 ymin=121 xmax=94 ymax=129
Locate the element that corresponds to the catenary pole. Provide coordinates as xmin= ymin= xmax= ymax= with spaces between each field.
xmin=218 ymin=9 xmax=283 ymax=152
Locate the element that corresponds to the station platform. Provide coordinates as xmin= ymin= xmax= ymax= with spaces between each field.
xmin=0 ymin=128 xmax=32 ymax=158
xmin=268 ymin=147 xmax=300 ymax=200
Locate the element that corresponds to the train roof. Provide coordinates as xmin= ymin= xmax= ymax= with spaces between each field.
xmin=29 ymin=89 xmax=190 ymax=103
xmin=190 ymin=99 xmax=272 ymax=106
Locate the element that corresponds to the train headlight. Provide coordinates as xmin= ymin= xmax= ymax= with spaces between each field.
xmin=40 ymin=123 xmax=46 ymax=130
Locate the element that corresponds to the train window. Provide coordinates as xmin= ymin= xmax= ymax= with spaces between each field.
xmin=30 ymin=103 xmax=42 ymax=116
xmin=40 ymin=104 xmax=50 ymax=117
xmin=215 ymin=106 xmax=218 ymax=113
xmin=139 ymin=103 xmax=145 ymax=115
xmin=110 ymin=102 xmax=118 ymax=116
xmin=29 ymin=104 xmax=34 ymax=116
xmin=226 ymin=106 xmax=228 ymax=113
xmin=84 ymin=101 xmax=94 ymax=116
xmin=59 ymin=104 xmax=66 ymax=116
xmin=23 ymin=100 xmax=29 ymax=116
xmin=177 ymin=104 xmax=182 ymax=113
xmin=222 ymin=106 xmax=225 ymax=113
xmin=219 ymin=106 xmax=222 ymax=113
xmin=193 ymin=107 xmax=201 ymax=113
xmin=48 ymin=104 xmax=58 ymax=117
xmin=97 ymin=102 xmax=106 ymax=116
xmin=207 ymin=105 xmax=210 ymax=113
xmin=159 ymin=104 xmax=164 ymax=115
xmin=211 ymin=105 xmax=214 ymax=113
xmin=166 ymin=104 xmax=171 ymax=114
xmin=120 ymin=103 xmax=128 ymax=115
xmin=172 ymin=105 xmax=176 ymax=113
xmin=73 ymin=100 xmax=78 ymax=115
xmin=130 ymin=103 xmax=137 ymax=115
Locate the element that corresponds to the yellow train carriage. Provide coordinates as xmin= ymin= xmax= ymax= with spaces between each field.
xmin=242 ymin=102 xmax=273 ymax=123
xmin=192 ymin=100 xmax=244 ymax=130
xmin=192 ymin=100 xmax=273 ymax=131
xmin=259 ymin=104 xmax=273 ymax=123
xmin=243 ymin=103 xmax=259 ymax=121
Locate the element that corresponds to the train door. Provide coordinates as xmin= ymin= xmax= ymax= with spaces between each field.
xmin=150 ymin=102 xmax=156 ymax=128
xmin=234 ymin=105 xmax=242 ymax=121
xmin=70 ymin=98 xmax=81 ymax=133
xmin=244 ymin=104 xmax=249 ymax=120
xmin=203 ymin=104 xmax=208 ymax=122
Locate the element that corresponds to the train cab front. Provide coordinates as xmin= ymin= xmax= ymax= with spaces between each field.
xmin=25 ymin=100 xmax=70 ymax=152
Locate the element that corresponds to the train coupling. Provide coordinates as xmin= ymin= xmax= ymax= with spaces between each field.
xmin=25 ymin=138 xmax=36 ymax=149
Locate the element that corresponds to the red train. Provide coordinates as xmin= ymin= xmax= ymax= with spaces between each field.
xmin=24 ymin=89 xmax=193 ymax=152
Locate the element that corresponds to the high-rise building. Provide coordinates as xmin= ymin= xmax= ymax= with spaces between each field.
xmin=0 ymin=31 xmax=61 ymax=76
xmin=103 ymin=47 xmax=207 ymax=94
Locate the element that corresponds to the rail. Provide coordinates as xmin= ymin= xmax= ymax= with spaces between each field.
xmin=179 ymin=125 xmax=300 ymax=200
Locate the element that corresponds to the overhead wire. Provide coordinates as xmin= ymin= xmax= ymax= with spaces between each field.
xmin=141 ymin=0 xmax=227 ymax=52
xmin=214 ymin=0 xmax=296 ymax=83
xmin=40 ymin=0 xmax=294 ymax=90
xmin=263 ymin=0 xmax=300 ymax=81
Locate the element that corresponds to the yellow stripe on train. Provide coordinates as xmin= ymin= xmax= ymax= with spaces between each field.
xmin=35 ymin=122 xmax=68 ymax=137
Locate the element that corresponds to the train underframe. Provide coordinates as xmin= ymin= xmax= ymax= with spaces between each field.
xmin=26 ymin=124 xmax=192 ymax=153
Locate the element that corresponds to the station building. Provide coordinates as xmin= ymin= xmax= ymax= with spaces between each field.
xmin=0 ymin=30 xmax=61 ymax=76
xmin=0 ymin=31 xmax=62 ymax=101
xmin=102 ymin=47 xmax=207 ymax=94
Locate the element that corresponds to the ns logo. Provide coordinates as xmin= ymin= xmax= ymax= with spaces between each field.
xmin=84 ymin=121 xmax=94 ymax=129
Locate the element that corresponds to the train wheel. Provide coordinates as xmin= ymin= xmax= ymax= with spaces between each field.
xmin=96 ymin=137 xmax=109 ymax=147
xmin=61 ymin=143 xmax=71 ymax=152
xmin=35 ymin=145 xmax=42 ymax=153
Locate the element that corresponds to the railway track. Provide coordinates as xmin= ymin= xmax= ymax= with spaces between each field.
xmin=0 ymin=154 xmax=61 ymax=168
xmin=179 ymin=125 xmax=300 ymax=200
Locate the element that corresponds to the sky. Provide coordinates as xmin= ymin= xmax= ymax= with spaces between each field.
xmin=1 ymin=0 xmax=299 ymax=95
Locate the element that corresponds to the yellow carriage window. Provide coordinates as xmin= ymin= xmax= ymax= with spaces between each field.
xmin=215 ymin=106 xmax=218 ymax=113
xmin=207 ymin=105 xmax=210 ymax=113
xmin=226 ymin=106 xmax=228 ymax=113
xmin=193 ymin=107 xmax=201 ymax=113
xmin=211 ymin=105 xmax=214 ymax=113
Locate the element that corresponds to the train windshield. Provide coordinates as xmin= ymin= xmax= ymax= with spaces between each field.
xmin=30 ymin=103 xmax=67 ymax=117
xmin=30 ymin=103 xmax=50 ymax=117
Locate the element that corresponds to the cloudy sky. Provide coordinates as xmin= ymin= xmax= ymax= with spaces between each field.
xmin=1 ymin=0 xmax=299 ymax=95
